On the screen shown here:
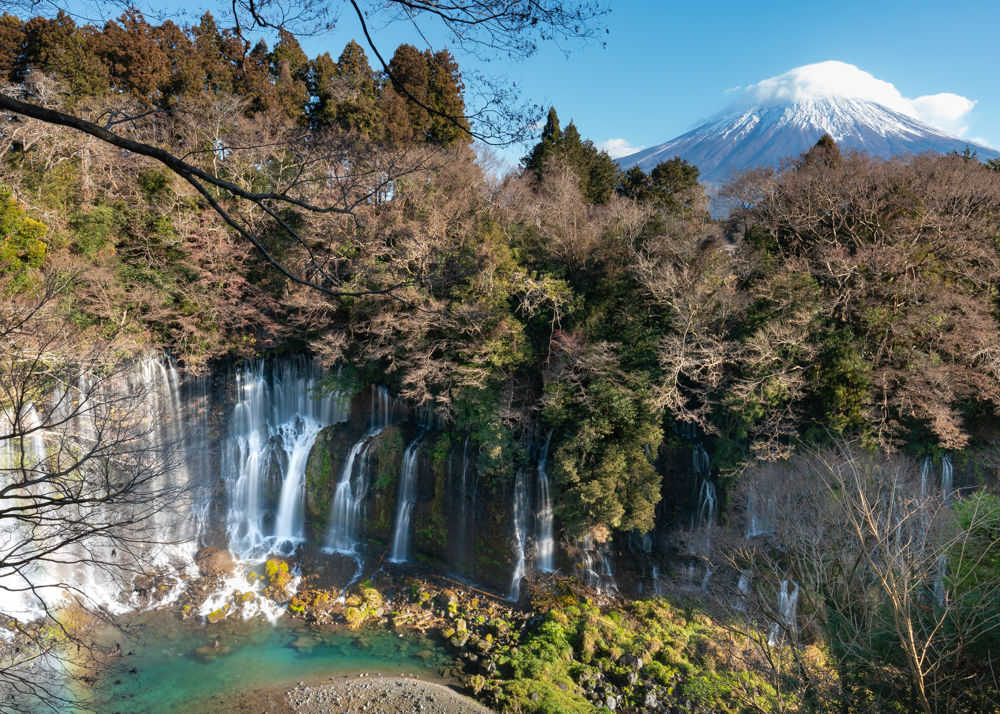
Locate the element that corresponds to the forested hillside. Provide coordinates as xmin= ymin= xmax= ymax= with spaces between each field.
xmin=4 ymin=10 xmax=1000 ymax=537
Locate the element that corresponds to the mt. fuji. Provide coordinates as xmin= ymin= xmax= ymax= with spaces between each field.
xmin=619 ymin=62 xmax=999 ymax=185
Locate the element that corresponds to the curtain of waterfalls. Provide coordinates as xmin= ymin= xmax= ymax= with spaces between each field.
xmin=224 ymin=358 xmax=348 ymax=561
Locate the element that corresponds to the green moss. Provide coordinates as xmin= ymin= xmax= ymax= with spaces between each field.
xmin=492 ymin=598 xmax=790 ymax=714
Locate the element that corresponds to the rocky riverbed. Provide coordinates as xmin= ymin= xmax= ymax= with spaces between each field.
xmin=282 ymin=675 xmax=494 ymax=714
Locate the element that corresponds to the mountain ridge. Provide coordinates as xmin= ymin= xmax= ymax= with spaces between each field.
xmin=619 ymin=96 xmax=1000 ymax=185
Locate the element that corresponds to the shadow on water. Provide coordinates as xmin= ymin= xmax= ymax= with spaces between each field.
xmin=83 ymin=613 xmax=455 ymax=713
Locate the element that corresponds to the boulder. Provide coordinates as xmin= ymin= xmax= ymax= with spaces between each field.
xmin=436 ymin=590 xmax=458 ymax=606
xmin=195 ymin=546 xmax=236 ymax=578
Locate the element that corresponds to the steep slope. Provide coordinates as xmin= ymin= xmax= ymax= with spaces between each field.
xmin=622 ymin=96 xmax=999 ymax=185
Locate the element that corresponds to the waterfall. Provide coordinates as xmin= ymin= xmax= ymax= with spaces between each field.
xmin=0 ymin=353 xmax=216 ymax=620
xmin=579 ymin=535 xmax=617 ymax=593
xmin=695 ymin=480 xmax=717 ymax=529
xmin=272 ymin=418 xmax=325 ymax=552
xmin=691 ymin=444 xmax=715 ymax=530
xmin=941 ymin=453 xmax=953 ymax=505
xmin=535 ymin=430 xmax=555 ymax=572
xmin=745 ymin=486 xmax=774 ymax=537
xmin=371 ymin=385 xmax=405 ymax=431
xmin=388 ymin=438 xmax=423 ymax=563
xmin=768 ymin=580 xmax=799 ymax=646
xmin=324 ymin=433 xmax=380 ymax=553
xmin=736 ymin=573 xmax=751 ymax=611
xmin=508 ymin=468 xmax=531 ymax=599
xmin=629 ymin=530 xmax=653 ymax=553
xmin=225 ymin=358 xmax=348 ymax=561
xmin=920 ymin=456 xmax=932 ymax=498
xmin=651 ymin=565 xmax=662 ymax=595
xmin=457 ymin=436 xmax=470 ymax=568
xmin=933 ymin=554 xmax=948 ymax=608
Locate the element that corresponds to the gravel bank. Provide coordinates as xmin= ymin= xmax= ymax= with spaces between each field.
xmin=283 ymin=675 xmax=494 ymax=714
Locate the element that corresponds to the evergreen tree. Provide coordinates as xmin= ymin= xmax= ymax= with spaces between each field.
xmin=523 ymin=106 xmax=561 ymax=180
xmin=23 ymin=11 xmax=109 ymax=99
xmin=98 ymin=9 xmax=171 ymax=106
xmin=424 ymin=48 xmax=468 ymax=144
xmin=388 ymin=43 xmax=430 ymax=140
xmin=380 ymin=85 xmax=414 ymax=144
xmin=191 ymin=13 xmax=232 ymax=95
xmin=523 ymin=110 xmax=618 ymax=204
xmin=331 ymin=40 xmax=382 ymax=137
xmin=269 ymin=29 xmax=310 ymax=122
xmin=648 ymin=156 xmax=700 ymax=213
xmin=224 ymin=36 xmax=277 ymax=116
xmin=0 ymin=13 xmax=26 ymax=82
xmin=617 ymin=165 xmax=651 ymax=202
xmin=800 ymin=132 xmax=842 ymax=168
xmin=152 ymin=20 xmax=200 ymax=102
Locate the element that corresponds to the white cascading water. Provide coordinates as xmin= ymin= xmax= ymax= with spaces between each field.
xmin=941 ymin=453 xmax=953 ymax=505
xmin=695 ymin=480 xmax=717 ymax=530
xmin=768 ymin=579 xmax=799 ymax=646
xmin=0 ymin=404 xmax=52 ymax=621
xmin=508 ymin=467 xmax=531 ymax=600
xmin=324 ymin=385 xmax=405 ymax=553
xmin=388 ymin=438 xmax=423 ymax=563
xmin=535 ymin=430 xmax=555 ymax=573
xmin=736 ymin=572 xmax=752 ymax=611
xmin=933 ymin=554 xmax=948 ymax=608
xmin=224 ymin=358 xmax=348 ymax=561
xmin=455 ymin=436 xmax=470 ymax=566
xmin=579 ymin=534 xmax=617 ymax=593
xmin=0 ymin=354 xmax=213 ymax=623
xmin=324 ymin=435 xmax=379 ymax=553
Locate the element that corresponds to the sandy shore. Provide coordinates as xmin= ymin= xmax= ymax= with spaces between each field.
xmin=280 ymin=675 xmax=494 ymax=714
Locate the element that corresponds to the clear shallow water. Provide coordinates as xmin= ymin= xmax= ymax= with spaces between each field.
xmin=87 ymin=617 xmax=456 ymax=713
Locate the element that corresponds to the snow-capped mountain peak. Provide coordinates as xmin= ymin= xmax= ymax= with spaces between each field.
xmin=621 ymin=62 xmax=998 ymax=184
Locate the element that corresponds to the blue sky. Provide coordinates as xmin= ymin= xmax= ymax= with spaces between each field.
xmin=290 ymin=0 xmax=1000 ymax=160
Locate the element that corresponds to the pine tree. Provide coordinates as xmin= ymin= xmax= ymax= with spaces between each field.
xmin=98 ymin=9 xmax=171 ymax=106
xmin=648 ymin=156 xmax=700 ymax=213
xmin=23 ymin=12 xmax=109 ymax=99
xmin=524 ymin=111 xmax=618 ymax=204
xmin=223 ymin=36 xmax=277 ymax=116
xmin=192 ymin=13 xmax=232 ymax=96
xmin=152 ymin=20 xmax=200 ymax=102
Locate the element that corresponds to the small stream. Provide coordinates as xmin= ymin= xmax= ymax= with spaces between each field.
xmin=86 ymin=614 xmax=456 ymax=713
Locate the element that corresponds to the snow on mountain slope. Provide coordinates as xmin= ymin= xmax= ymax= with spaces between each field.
xmin=621 ymin=64 xmax=999 ymax=185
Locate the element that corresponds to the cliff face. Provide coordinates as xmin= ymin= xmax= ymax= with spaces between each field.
xmin=304 ymin=389 xmax=519 ymax=589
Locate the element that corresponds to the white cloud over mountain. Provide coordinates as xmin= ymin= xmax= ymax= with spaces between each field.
xmin=598 ymin=138 xmax=645 ymax=159
xmin=732 ymin=61 xmax=977 ymax=137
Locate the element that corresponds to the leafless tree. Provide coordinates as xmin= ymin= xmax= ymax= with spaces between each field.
xmin=0 ymin=0 xmax=610 ymax=303
xmin=0 ymin=274 xmax=191 ymax=713
xmin=714 ymin=445 xmax=1000 ymax=714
